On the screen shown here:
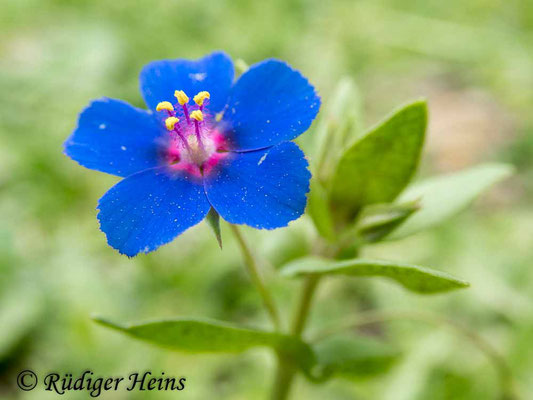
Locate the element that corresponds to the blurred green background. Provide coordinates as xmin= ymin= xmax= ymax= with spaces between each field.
xmin=1 ymin=0 xmax=532 ymax=398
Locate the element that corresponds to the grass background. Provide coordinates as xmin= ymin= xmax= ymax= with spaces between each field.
xmin=1 ymin=0 xmax=532 ymax=398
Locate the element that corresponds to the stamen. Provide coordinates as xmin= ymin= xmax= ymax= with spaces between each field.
xmin=156 ymin=101 xmax=174 ymax=112
xmin=174 ymin=90 xmax=189 ymax=105
xmin=175 ymin=90 xmax=190 ymax=124
xmin=190 ymin=110 xmax=204 ymax=122
xmin=190 ymin=110 xmax=205 ymax=151
xmin=167 ymin=119 xmax=190 ymax=152
xmin=176 ymin=130 xmax=191 ymax=151
xmin=165 ymin=116 xmax=180 ymax=131
xmin=193 ymin=91 xmax=210 ymax=108
xmin=159 ymin=91 xmax=224 ymax=170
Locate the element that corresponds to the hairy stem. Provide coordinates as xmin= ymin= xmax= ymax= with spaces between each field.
xmin=271 ymin=275 xmax=321 ymax=400
xmin=270 ymin=238 xmax=348 ymax=400
xmin=291 ymin=275 xmax=321 ymax=336
xmin=230 ymin=224 xmax=281 ymax=331
xmin=270 ymin=353 xmax=296 ymax=400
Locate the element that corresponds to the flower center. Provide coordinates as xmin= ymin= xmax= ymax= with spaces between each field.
xmin=156 ymin=90 xmax=227 ymax=176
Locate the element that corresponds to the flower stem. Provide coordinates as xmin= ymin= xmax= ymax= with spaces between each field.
xmin=270 ymin=240 xmax=356 ymax=400
xmin=229 ymin=224 xmax=281 ymax=331
xmin=270 ymin=275 xmax=321 ymax=400
xmin=270 ymin=353 xmax=296 ymax=400
xmin=291 ymin=275 xmax=321 ymax=336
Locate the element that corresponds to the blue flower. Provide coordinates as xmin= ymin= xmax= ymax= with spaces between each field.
xmin=64 ymin=51 xmax=320 ymax=257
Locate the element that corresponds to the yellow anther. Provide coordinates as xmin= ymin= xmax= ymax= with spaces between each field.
xmin=165 ymin=116 xmax=179 ymax=131
xmin=156 ymin=101 xmax=174 ymax=112
xmin=190 ymin=110 xmax=204 ymax=122
xmin=193 ymin=91 xmax=210 ymax=106
xmin=174 ymin=90 xmax=189 ymax=106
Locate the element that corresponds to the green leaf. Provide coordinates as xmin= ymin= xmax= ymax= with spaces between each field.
xmin=312 ymin=77 xmax=363 ymax=182
xmin=307 ymin=179 xmax=336 ymax=241
xmin=280 ymin=257 xmax=469 ymax=294
xmin=356 ymin=201 xmax=419 ymax=242
xmin=94 ymin=317 xmax=399 ymax=383
xmin=93 ymin=317 xmax=315 ymax=372
xmin=206 ymin=208 xmax=222 ymax=248
xmin=391 ymin=163 xmax=514 ymax=239
xmin=313 ymin=335 xmax=400 ymax=381
xmin=331 ymin=100 xmax=427 ymax=214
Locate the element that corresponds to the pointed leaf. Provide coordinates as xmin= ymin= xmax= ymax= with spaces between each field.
xmin=356 ymin=201 xmax=419 ymax=242
xmin=313 ymin=335 xmax=400 ymax=381
xmin=281 ymin=257 xmax=469 ymax=294
xmin=331 ymin=100 xmax=427 ymax=214
xmin=206 ymin=208 xmax=222 ymax=248
xmin=94 ymin=317 xmax=400 ymax=383
xmin=307 ymin=179 xmax=336 ymax=241
xmin=391 ymin=163 xmax=514 ymax=239
xmin=93 ymin=317 xmax=315 ymax=372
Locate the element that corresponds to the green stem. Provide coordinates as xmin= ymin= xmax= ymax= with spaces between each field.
xmin=270 ymin=354 xmax=296 ymax=400
xmin=312 ymin=309 xmax=520 ymax=400
xmin=291 ymin=275 xmax=321 ymax=336
xmin=270 ymin=239 xmax=350 ymax=400
xmin=229 ymin=224 xmax=281 ymax=331
xmin=270 ymin=275 xmax=321 ymax=400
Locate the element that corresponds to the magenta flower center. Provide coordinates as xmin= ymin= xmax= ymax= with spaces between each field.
xmin=156 ymin=90 xmax=228 ymax=177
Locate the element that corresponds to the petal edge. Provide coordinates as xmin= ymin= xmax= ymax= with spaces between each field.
xmin=97 ymin=167 xmax=211 ymax=256
xmin=222 ymin=59 xmax=320 ymax=151
xmin=140 ymin=51 xmax=234 ymax=113
xmin=64 ymin=98 xmax=164 ymax=177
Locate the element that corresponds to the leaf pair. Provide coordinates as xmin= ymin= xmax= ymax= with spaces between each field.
xmin=93 ymin=250 xmax=471 ymax=385
xmin=308 ymin=94 xmax=512 ymax=243
xmin=94 ymin=317 xmax=398 ymax=382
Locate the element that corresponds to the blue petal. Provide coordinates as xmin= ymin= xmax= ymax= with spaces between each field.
xmin=222 ymin=60 xmax=320 ymax=151
xmin=140 ymin=51 xmax=234 ymax=113
xmin=97 ymin=167 xmax=210 ymax=257
xmin=204 ymin=142 xmax=311 ymax=229
xmin=64 ymin=98 xmax=165 ymax=177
